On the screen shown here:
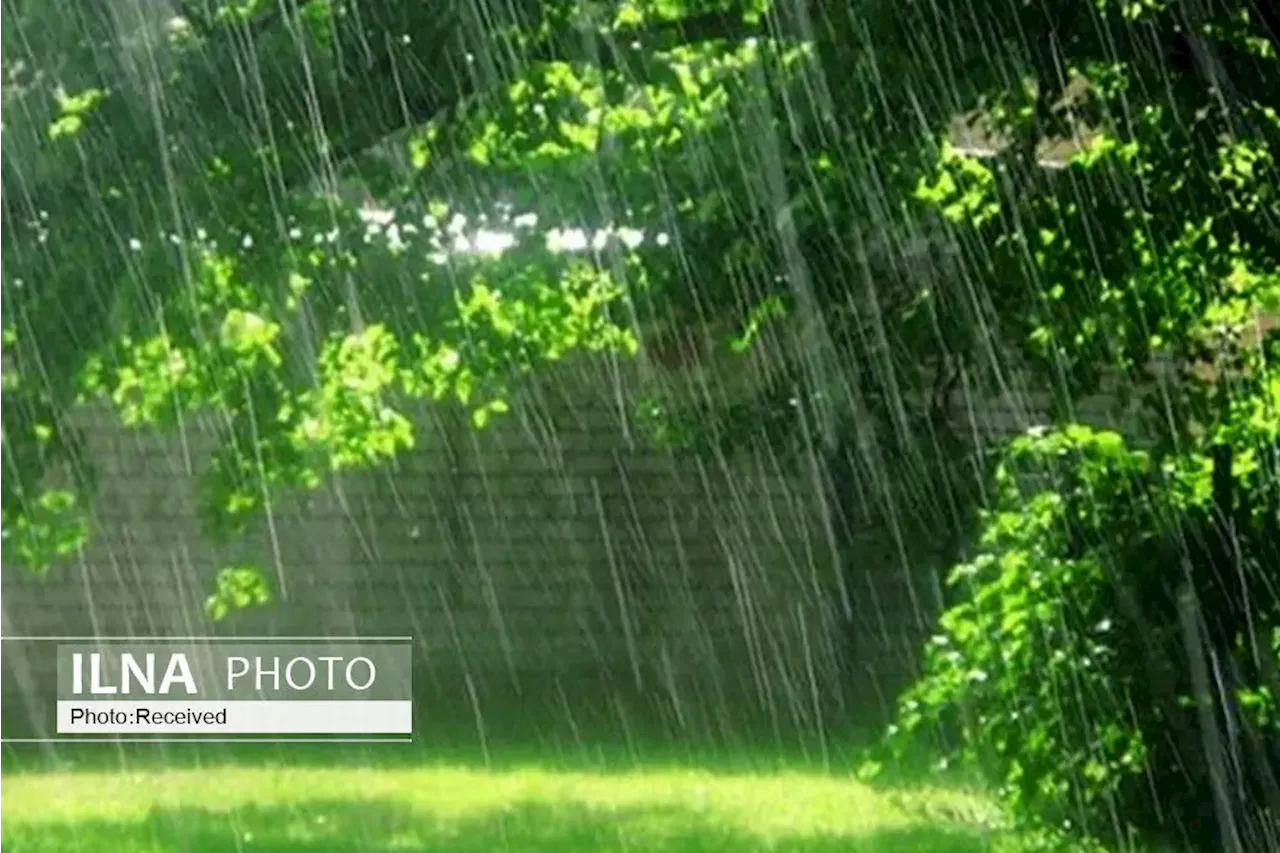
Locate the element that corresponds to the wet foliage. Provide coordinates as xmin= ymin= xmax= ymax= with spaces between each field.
xmin=2 ymin=0 xmax=1278 ymax=850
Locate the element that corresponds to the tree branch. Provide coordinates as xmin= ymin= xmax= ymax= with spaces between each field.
xmin=324 ymin=8 xmax=767 ymax=171
xmin=0 ymin=3 xmax=762 ymax=242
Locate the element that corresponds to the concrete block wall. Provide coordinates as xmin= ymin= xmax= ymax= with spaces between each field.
xmin=0 ymin=350 xmax=845 ymax=741
xmin=0 ymin=344 xmax=1141 ymax=742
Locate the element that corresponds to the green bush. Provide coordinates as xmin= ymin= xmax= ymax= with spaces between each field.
xmin=869 ymin=424 xmax=1280 ymax=852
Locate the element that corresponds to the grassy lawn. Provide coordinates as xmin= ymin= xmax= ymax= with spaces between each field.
xmin=0 ymin=706 xmax=1080 ymax=853
xmin=0 ymin=753 xmax=1035 ymax=852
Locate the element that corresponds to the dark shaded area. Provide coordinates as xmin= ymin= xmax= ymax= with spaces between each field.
xmin=0 ymin=798 xmax=993 ymax=853
xmin=1116 ymin=444 xmax=1280 ymax=853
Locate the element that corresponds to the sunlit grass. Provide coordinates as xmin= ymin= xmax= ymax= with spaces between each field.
xmin=0 ymin=761 xmax=1045 ymax=852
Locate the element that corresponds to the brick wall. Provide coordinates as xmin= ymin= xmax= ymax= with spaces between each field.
xmin=0 ymin=342 xmax=1141 ymax=743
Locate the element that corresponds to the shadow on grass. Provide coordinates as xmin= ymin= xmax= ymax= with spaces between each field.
xmin=0 ymin=736 xmax=864 ymax=782
xmin=2 ymin=798 xmax=993 ymax=853
xmin=0 ymin=722 xmax=869 ymax=779
xmin=1 ymin=673 xmax=873 ymax=778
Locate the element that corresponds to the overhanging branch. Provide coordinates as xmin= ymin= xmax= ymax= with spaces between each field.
xmin=4 ymin=3 xmax=772 ymax=236
xmin=322 ymin=7 xmax=769 ymax=173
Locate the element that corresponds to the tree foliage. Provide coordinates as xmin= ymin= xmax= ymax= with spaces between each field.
xmin=2 ymin=0 xmax=776 ymax=575
xmin=839 ymin=3 xmax=1280 ymax=851
xmin=2 ymin=0 xmax=1279 ymax=845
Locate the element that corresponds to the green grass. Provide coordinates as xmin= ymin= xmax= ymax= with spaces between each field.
xmin=0 ymin=753 xmax=1038 ymax=852
xmin=0 ymin=711 xmax=1086 ymax=853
